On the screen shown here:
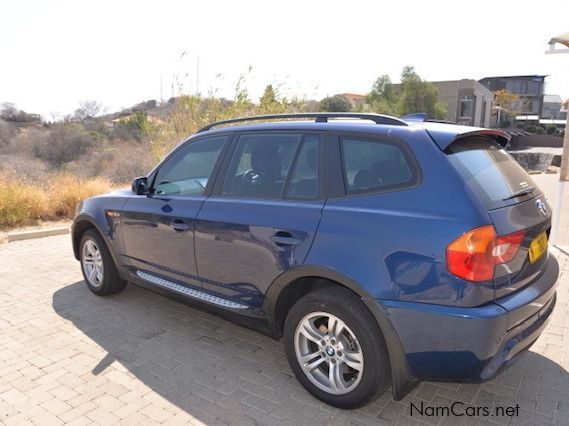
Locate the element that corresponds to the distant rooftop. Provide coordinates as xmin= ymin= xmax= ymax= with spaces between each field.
xmin=338 ymin=93 xmax=366 ymax=99
xmin=544 ymin=94 xmax=563 ymax=103
xmin=479 ymin=75 xmax=547 ymax=80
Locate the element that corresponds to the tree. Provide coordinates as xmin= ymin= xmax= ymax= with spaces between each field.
xmin=259 ymin=84 xmax=277 ymax=107
xmin=367 ymin=75 xmax=398 ymax=115
xmin=493 ymin=90 xmax=520 ymax=126
xmin=493 ymin=90 xmax=519 ymax=112
xmin=366 ymin=66 xmax=447 ymax=120
xmin=74 ymin=100 xmax=104 ymax=120
xmin=319 ymin=95 xmax=351 ymax=112
xmin=0 ymin=102 xmax=42 ymax=123
xmin=398 ymin=66 xmax=447 ymax=119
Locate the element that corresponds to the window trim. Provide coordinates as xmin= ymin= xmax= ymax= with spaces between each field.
xmin=212 ymin=131 xmax=325 ymax=201
xmin=335 ymin=132 xmax=422 ymax=197
xmin=147 ymin=133 xmax=234 ymax=198
xmin=459 ymin=95 xmax=474 ymax=119
xmin=282 ymin=134 xmax=325 ymax=201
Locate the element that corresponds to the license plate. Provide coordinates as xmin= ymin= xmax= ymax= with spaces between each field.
xmin=528 ymin=232 xmax=548 ymax=263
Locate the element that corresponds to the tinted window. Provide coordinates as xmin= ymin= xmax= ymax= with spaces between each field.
xmin=446 ymin=137 xmax=537 ymax=209
xmin=341 ymin=137 xmax=414 ymax=193
xmin=286 ymin=136 xmax=320 ymax=199
xmin=221 ymin=133 xmax=301 ymax=198
xmin=153 ymin=136 xmax=226 ymax=196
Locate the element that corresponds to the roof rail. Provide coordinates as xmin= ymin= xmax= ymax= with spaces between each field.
xmin=197 ymin=112 xmax=408 ymax=132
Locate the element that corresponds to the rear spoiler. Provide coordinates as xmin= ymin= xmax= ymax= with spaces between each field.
xmin=417 ymin=122 xmax=511 ymax=151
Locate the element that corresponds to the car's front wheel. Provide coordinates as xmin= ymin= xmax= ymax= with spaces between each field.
xmin=80 ymin=229 xmax=126 ymax=296
xmin=284 ymin=287 xmax=390 ymax=408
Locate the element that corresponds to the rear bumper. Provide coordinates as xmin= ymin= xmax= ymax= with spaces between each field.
xmin=379 ymin=254 xmax=558 ymax=382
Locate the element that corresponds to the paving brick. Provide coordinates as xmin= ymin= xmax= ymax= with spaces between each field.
xmin=0 ymin=234 xmax=568 ymax=424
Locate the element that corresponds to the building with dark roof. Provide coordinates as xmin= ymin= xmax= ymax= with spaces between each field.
xmin=478 ymin=75 xmax=546 ymax=119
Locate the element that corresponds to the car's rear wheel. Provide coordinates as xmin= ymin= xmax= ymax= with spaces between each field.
xmin=80 ymin=229 xmax=126 ymax=296
xmin=284 ymin=287 xmax=390 ymax=408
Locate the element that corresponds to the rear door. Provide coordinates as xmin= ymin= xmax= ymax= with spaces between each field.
xmin=194 ymin=132 xmax=325 ymax=307
xmin=121 ymin=135 xmax=229 ymax=287
xmin=446 ymin=137 xmax=552 ymax=299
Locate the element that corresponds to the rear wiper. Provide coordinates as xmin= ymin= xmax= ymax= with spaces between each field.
xmin=502 ymin=186 xmax=535 ymax=201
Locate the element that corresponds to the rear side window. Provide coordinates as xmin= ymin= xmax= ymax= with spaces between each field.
xmin=221 ymin=133 xmax=301 ymax=198
xmin=341 ymin=136 xmax=416 ymax=194
xmin=446 ymin=137 xmax=537 ymax=209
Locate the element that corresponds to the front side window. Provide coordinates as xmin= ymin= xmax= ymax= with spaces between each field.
xmin=221 ymin=133 xmax=302 ymax=199
xmin=153 ymin=136 xmax=227 ymax=196
xmin=341 ymin=137 xmax=415 ymax=194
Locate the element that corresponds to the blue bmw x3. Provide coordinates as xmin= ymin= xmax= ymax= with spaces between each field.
xmin=72 ymin=113 xmax=558 ymax=408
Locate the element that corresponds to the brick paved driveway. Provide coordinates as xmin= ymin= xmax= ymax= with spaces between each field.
xmin=0 ymin=235 xmax=568 ymax=425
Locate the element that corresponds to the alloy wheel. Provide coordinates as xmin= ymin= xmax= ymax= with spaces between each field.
xmin=81 ymin=239 xmax=104 ymax=288
xmin=294 ymin=311 xmax=364 ymax=395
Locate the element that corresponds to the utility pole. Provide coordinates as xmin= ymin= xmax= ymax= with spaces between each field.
xmin=546 ymin=32 xmax=569 ymax=245
xmin=196 ymin=55 xmax=200 ymax=96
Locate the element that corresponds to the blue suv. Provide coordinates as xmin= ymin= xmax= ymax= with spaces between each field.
xmin=72 ymin=113 xmax=558 ymax=408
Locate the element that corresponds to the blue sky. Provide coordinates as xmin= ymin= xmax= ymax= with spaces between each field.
xmin=1 ymin=0 xmax=568 ymax=118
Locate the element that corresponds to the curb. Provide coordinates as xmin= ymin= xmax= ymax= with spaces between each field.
xmin=4 ymin=226 xmax=70 ymax=243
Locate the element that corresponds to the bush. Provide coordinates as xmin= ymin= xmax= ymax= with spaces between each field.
xmin=546 ymin=125 xmax=557 ymax=135
xmin=319 ymin=95 xmax=352 ymax=112
xmin=0 ymin=153 xmax=49 ymax=183
xmin=66 ymin=141 xmax=154 ymax=183
xmin=112 ymin=111 xmax=155 ymax=141
xmin=32 ymin=124 xmax=99 ymax=167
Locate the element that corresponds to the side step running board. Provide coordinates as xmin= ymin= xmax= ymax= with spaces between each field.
xmin=136 ymin=270 xmax=248 ymax=310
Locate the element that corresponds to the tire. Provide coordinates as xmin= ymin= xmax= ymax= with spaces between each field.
xmin=284 ymin=287 xmax=390 ymax=408
xmin=79 ymin=229 xmax=127 ymax=296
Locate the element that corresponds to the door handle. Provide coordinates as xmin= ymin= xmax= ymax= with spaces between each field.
xmin=170 ymin=219 xmax=190 ymax=232
xmin=270 ymin=231 xmax=302 ymax=246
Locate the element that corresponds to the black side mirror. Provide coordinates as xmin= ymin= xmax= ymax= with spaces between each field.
xmin=132 ymin=177 xmax=149 ymax=195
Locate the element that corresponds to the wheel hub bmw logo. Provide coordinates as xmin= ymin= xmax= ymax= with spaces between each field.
xmin=325 ymin=346 xmax=335 ymax=356
xmin=535 ymin=199 xmax=547 ymax=216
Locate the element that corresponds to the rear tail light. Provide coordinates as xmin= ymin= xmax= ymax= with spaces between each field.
xmin=493 ymin=231 xmax=525 ymax=264
xmin=447 ymin=225 xmax=525 ymax=282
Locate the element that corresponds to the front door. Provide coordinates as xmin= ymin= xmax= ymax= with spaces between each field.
xmin=195 ymin=132 xmax=325 ymax=307
xmin=120 ymin=135 xmax=229 ymax=287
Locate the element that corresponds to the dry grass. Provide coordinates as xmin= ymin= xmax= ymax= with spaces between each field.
xmin=49 ymin=174 xmax=113 ymax=217
xmin=0 ymin=173 xmax=113 ymax=229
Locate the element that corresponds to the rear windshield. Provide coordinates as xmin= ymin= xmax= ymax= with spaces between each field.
xmin=446 ymin=137 xmax=537 ymax=210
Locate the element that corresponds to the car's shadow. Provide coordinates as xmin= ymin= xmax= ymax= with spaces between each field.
xmin=52 ymin=281 xmax=335 ymax=424
xmin=53 ymin=281 xmax=569 ymax=424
